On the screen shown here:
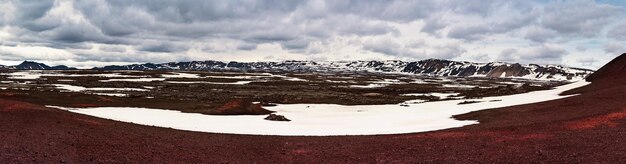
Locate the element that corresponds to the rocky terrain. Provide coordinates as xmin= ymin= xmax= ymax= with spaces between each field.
xmin=0 ymin=69 xmax=566 ymax=115
xmin=0 ymin=54 xmax=624 ymax=163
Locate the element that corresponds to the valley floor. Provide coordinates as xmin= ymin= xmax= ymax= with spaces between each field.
xmin=1 ymin=81 xmax=625 ymax=163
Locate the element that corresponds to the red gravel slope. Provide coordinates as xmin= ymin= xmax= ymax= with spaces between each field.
xmin=2 ymin=55 xmax=626 ymax=163
xmin=586 ymin=53 xmax=626 ymax=82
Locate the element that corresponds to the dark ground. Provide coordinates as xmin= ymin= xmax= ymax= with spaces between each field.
xmin=1 ymin=77 xmax=625 ymax=163
xmin=0 ymin=70 xmax=561 ymax=115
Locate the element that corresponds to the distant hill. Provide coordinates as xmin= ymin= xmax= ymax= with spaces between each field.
xmin=586 ymin=53 xmax=626 ymax=83
xmin=3 ymin=61 xmax=76 ymax=70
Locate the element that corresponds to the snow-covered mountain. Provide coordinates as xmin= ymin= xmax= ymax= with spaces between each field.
xmin=94 ymin=59 xmax=594 ymax=81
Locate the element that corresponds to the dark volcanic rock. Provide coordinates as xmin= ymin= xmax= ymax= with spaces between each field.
xmin=458 ymin=101 xmax=481 ymax=105
xmin=264 ymin=114 xmax=291 ymax=121
xmin=485 ymin=63 xmax=531 ymax=78
xmin=210 ymin=99 xmax=275 ymax=115
xmin=12 ymin=61 xmax=76 ymax=70
xmin=15 ymin=61 xmax=50 ymax=70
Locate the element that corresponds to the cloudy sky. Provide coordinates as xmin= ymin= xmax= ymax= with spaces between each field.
xmin=0 ymin=0 xmax=625 ymax=69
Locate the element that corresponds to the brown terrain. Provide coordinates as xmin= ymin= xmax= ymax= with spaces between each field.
xmin=1 ymin=54 xmax=625 ymax=163
xmin=0 ymin=70 xmax=561 ymax=115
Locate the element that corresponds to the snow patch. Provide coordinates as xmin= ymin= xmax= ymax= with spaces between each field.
xmin=1 ymin=71 xmax=146 ymax=80
xmin=47 ymin=81 xmax=589 ymax=136
xmin=99 ymin=78 xmax=166 ymax=82
xmin=165 ymin=81 xmax=252 ymax=85
xmin=92 ymin=93 xmax=129 ymax=97
xmin=401 ymin=92 xmax=460 ymax=99
xmin=161 ymin=72 xmax=201 ymax=78
xmin=53 ymin=84 xmax=149 ymax=92
xmin=349 ymin=83 xmax=387 ymax=88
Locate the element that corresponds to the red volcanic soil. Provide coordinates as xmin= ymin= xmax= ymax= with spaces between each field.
xmin=2 ymin=55 xmax=626 ymax=163
xmin=586 ymin=53 xmax=626 ymax=82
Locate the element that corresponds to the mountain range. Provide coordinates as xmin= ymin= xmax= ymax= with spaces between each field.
xmin=0 ymin=61 xmax=75 ymax=70
xmin=0 ymin=59 xmax=594 ymax=81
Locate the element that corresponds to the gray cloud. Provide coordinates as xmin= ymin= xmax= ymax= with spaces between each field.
xmin=540 ymin=0 xmax=623 ymax=37
xmin=524 ymin=26 xmax=558 ymax=42
xmin=49 ymin=24 xmax=106 ymax=43
xmin=138 ymin=42 xmax=188 ymax=53
xmin=498 ymin=45 xmax=567 ymax=64
xmin=576 ymin=57 xmax=598 ymax=67
xmin=604 ymin=42 xmax=626 ymax=54
xmin=469 ymin=54 xmax=491 ymax=62
xmin=427 ymin=43 xmax=466 ymax=59
xmin=421 ymin=17 xmax=446 ymax=35
xmin=236 ymin=43 xmax=257 ymax=51
xmin=281 ymin=39 xmax=311 ymax=51
xmin=445 ymin=1 xmax=537 ymax=41
xmin=448 ymin=25 xmax=492 ymax=41
xmin=608 ymin=21 xmax=626 ymax=40
xmin=363 ymin=39 xmax=403 ymax=56
xmin=13 ymin=1 xmax=55 ymax=22
xmin=99 ymin=45 xmax=127 ymax=53
xmin=0 ymin=0 xmax=624 ymax=68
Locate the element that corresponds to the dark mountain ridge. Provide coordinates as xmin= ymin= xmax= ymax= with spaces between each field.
xmin=93 ymin=59 xmax=594 ymax=81
xmin=1 ymin=61 xmax=76 ymax=70
xmin=1 ymin=59 xmax=594 ymax=81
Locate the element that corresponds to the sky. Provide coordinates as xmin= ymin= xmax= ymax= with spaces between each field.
xmin=0 ymin=0 xmax=625 ymax=69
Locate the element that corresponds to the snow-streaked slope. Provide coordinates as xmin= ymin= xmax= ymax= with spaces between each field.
xmin=47 ymin=81 xmax=589 ymax=136
xmin=94 ymin=59 xmax=594 ymax=81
